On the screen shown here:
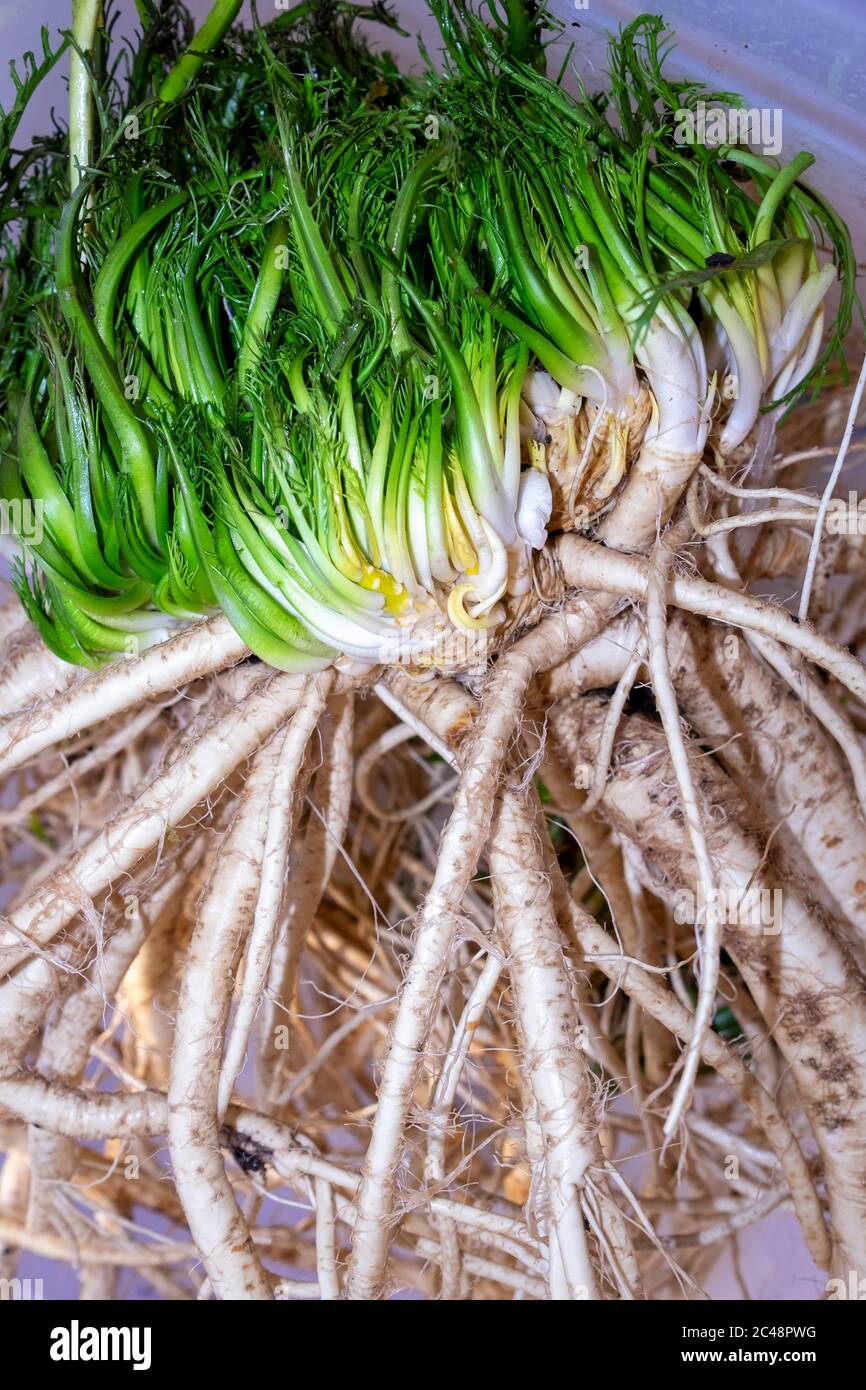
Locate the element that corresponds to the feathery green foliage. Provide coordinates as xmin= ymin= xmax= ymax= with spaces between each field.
xmin=0 ymin=0 xmax=855 ymax=669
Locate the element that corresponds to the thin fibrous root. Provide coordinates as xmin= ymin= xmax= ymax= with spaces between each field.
xmin=556 ymin=533 xmax=866 ymax=703
xmin=799 ymin=350 xmax=866 ymax=622
xmin=0 ymin=613 xmax=247 ymax=779
xmin=708 ymin=533 xmax=866 ymax=818
xmin=550 ymin=695 xmax=866 ymax=1277
xmin=581 ymin=636 xmax=644 ymax=814
xmin=385 ymin=666 xmax=832 ymax=1272
xmin=218 ymin=674 xmax=337 ymax=1115
xmin=0 ymin=1079 xmax=540 ymax=1286
xmin=346 ymin=610 xmax=601 ymax=1300
xmin=169 ymin=672 xmax=332 ymax=1298
xmin=283 ymin=696 xmax=355 ymax=985
xmin=490 ymin=787 xmax=602 ymax=1300
xmin=0 ymin=670 xmax=308 ymax=975
xmin=0 ymin=702 xmax=167 ymax=831
xmin=667 ymin=613 xmax=866 ymax=953
xmin=552 ymin=882 xmax=831 ymax=1270
xmin=25 ymin=895 xmax=154 ymax=1244
xmin=425 ymin=952 xmax=503 ymax=1300
xmin=645 ymin=535 xmax=722 ymax=1144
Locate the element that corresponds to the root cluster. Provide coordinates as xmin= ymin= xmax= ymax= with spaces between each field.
xmin=1 ymin=383 xmax=866 ymax=1301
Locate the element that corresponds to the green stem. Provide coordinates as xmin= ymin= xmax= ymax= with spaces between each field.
xmin=157 ymin=0 xmax=244 ymax=104
xmin=57 ymin=182 xmax=159 ymax=547
xmin=503 ymin=0 xmax=543 ymax=69
xmin=93 ymin=191 xmax=188 ymax=353
xmin=238 ymin=219 xmax=289 ymax=393
xmin=750 ymin=153 xmax=815 ymax=249
xmin=69 ymin=0 xmax=102 ymax=191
